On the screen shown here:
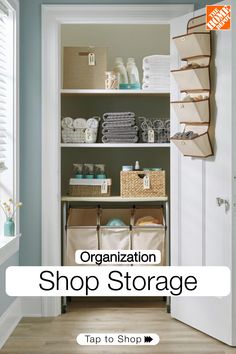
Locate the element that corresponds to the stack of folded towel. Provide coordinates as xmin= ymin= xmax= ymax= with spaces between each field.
xmin=142 ymin=55 xmax=170 ymax=91
xmin=102 ymin=112 xmax=139 ymax=143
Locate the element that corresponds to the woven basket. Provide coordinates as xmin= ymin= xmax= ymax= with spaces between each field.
xmin=69 ymin=184 xmax=111 ymax=197
xmin=62 ymin=128 xmax=86 ymax=143
xmin=120 ymin=171 xmax=165 ymax=197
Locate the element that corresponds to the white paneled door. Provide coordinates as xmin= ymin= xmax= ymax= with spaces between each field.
xmin=171 ymin=1 xmax=235 ymax=345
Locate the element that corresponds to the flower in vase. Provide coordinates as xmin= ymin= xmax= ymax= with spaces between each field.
xmin=0 ymin=199 xmax=23 ymax=220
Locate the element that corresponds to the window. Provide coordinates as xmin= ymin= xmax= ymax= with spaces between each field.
xmin=0 ymin=0 xmax=19 ymax=238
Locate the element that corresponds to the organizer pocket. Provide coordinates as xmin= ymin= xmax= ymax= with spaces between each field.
xmin=171 ymin=98 xmax=209 ymax=124
xmin=171 ymin=66 xmax=210 ymax=92
xmin=100 ymin=228 xmax=131 ymax=250
xmin=171 ymin=125 xmax=213 ymax=158
xmin=173 ymin=33 xmax=211 ymax=65
xmin=187 ymin=15 xmax=207 ymax=33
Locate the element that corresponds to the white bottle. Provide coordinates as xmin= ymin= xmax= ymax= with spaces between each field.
xmin=126 ymin=58 xmax=140 ymax=85
xmin=134 ymin=161 xmax=140 ymax=170
xmin=113 ymin=57 xmax=128 ymax=85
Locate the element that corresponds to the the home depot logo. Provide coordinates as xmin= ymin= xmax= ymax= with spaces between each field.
xmin=206 ymin=5 xmax=231 ymax=30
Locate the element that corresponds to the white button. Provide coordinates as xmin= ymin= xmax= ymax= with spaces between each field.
xmin=77 ymin=333 xmax=160 ymax=346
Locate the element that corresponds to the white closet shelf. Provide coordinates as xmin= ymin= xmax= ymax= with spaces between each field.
xmin=61 ymin=89 xmax=170 ymax=95
xmin=61 ymin=196 xmax=168 ymax=202
xmin=61 ymin=143 xmax=170 ymax=148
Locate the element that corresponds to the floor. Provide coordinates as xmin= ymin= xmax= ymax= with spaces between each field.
xmin=1 ymin=298 xmax=236 ymax=354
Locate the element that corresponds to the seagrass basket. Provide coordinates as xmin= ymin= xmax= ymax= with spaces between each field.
xmin=120 ymin=171 xmax=166 ymax=198
xmin=69 ymin=179 xmax=112 ymax=197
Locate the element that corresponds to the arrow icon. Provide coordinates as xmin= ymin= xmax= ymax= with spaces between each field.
xmin=144 ymin=336 xmax=153 ymax=343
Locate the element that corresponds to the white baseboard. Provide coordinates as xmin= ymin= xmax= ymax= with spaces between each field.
xmin=21 ymin=297 xmax=42 ymax=317
xmin=0 ymin=298 xmax=22 ymax=349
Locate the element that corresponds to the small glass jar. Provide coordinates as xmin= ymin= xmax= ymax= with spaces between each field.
xmin=105 ymin=71 xmax=119 ymax=90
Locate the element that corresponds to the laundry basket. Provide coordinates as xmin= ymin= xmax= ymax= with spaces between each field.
xmin=99 ymin=208 xmax=132 ymax=251
xmin=132 ymin=208 xmax=165 ymax=265
xmin=66 ymin=208 xmax=99 ymax=265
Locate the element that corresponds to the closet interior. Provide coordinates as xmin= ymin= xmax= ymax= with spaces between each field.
xmin=60 ymin=24 xmax=171 ymax=311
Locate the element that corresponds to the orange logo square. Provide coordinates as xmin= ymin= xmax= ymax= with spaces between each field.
xmin=206 ymin=5 xmax=231 ymax=30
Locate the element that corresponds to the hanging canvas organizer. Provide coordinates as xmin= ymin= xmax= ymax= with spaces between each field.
xmin=171 ymin=14 xmax=213 ymax=158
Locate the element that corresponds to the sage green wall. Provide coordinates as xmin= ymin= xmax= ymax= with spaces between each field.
xmin=61 ymin=24 xmax=170 ymax=77
xmin=61 ymin=24 xmax=170 ymax=196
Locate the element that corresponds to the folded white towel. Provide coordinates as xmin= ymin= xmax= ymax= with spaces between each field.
xmin=143 ymin=76 xmax=165 ymax=81
xmin=143 ymin=55 xmax=170 ymax=64
xmin=142 ymin=83 xmax=169 ymax=90
xmin=143 ymin=80 xmax=168 ymax=85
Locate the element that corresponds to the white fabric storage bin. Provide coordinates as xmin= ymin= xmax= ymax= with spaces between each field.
xmin=99 ymin=208 xmax=132 ymax=250
xmin=132 ymin=208 xmax=165 ymax=265
xmin=66 ymin=208 xmax=98 ymax=265
xmin=100 ymin=228 xmax=131 ymax=250
xmin=132 ymin=228 xmax=165 ymax=265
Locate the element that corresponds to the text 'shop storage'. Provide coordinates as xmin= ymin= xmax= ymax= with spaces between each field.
xmin=99 ymin=208 xmax=132 ymax=251
xmin=66 ymin=208 xmax=98 ymax=266
xmin=132 ymin=208 xmax=165 ymax=265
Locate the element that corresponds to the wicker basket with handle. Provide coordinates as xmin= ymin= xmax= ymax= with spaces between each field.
xmin=120 ymin=171 xmax=165 ymax=198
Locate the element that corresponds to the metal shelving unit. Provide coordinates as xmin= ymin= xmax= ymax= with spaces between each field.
xmin=61 ymin=196 xmax=170 ymax=313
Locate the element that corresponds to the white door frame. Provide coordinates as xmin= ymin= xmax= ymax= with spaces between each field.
xmin=41 ymin=3 xmax=193 ymax=316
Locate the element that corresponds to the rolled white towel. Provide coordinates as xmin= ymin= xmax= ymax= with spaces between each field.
xmin=86 ymin=117 xmax=99 ymax=129
xmin=61 ymin=117 xmax=74 ymax=129
xmin=73 ymin=118 xmax=87 ymax=129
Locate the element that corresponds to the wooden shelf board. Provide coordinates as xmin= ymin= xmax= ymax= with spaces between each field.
xmin=61 ymin=89 xmax=170 ymax=95
xmin=61 ymin=143 xmax=170 ymax=148
xmin=61 ymin=196 xmax=168 ymax=202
